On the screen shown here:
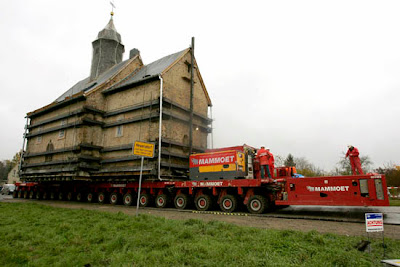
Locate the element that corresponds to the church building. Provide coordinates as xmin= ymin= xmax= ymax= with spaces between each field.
xmin=20 ymin=14 xmax=212 ymax=182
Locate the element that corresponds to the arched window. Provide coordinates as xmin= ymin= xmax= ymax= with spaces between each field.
xmin=45 ymin=140 xmax=54 ymax=162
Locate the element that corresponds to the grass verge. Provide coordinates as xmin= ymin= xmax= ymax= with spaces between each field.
xmin=390 ymin=199 xmax=400 ymax=206
xmin=0 ymin=202 xmax=399 ymax=266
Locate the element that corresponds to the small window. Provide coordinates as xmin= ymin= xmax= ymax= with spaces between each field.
xmin=116 ymin=125 xmax=123 ymax=137
xmin=36 ymin=136 xmax=42 ymax=144
xmin=58 ymin=129 xmax=65 ymax=139
xmin=45 ymin=141 xmax=54 ymax=162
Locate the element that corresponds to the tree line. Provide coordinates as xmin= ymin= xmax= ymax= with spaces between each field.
xmin=0 ymin=153 xmax=20 ymax=183
xmin=278 ymin=153 xmax=400 ymax=186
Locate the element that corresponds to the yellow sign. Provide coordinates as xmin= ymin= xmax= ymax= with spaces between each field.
xmin=133 ymin=141 xmax=155 ymax=158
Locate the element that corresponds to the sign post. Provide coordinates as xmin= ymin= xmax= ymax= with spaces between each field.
xmin=132 ymin=141 xmax=155 ymax=216
xmin=365 ymin=213 xmax=385 ymax=256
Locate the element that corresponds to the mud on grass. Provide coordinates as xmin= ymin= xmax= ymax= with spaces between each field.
xmin=0 ymin=203 xmax=399 ymax=266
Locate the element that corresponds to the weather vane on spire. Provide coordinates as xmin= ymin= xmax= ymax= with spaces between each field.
xmin=110 ymin=0 xmax=116 ymax=17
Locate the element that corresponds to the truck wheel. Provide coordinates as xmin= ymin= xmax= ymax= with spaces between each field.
xmin=155 ymin=194 xmax=169 ymax=208
xmin=18 ymin=191 xmax=23 ymax=198
xmin=219 ymin=194 xmax=237 ymax=213
xmin=76 ymin=192 xmax=84 ymax=202
xmin=87 ymin=192 xmax=96 ymax=203
xmin=109 ymin=192 xmax=119 ymax=205
xmin=35 ymin=192 xmax=42 ymax=200
xmin=50 ymin=192 xmax=57 ymax=200
xmin=67 ymin=192 xmax=74 ymax=201
xmin=29 ymin=191 xmax=35 ymax=199
xmin=247 ymin=195 xmax=268 ymax=214
xmin=98 ymin=192 xmax=108 ymax=204
xmin=195 ymin=194 xmax=213 ymax=211
xmin=174 ymin=193 xmax=190 ymax=210
xmin=139 ymin=193 xmax=152 ymax=207
xmin=58 ymin=192 xmax=65 ymax=201
xmin=123 ymin=193 xmax=134 ymax=206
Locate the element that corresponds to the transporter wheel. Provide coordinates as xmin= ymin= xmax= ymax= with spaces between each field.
xmin=247 ymin=195 xmax=268 ymax=214
xmin=58 ymin=192 xmax=65 ymax=201
xmin=29 ymin=190 xmax=35 ymax=199
xmin=109 ymin=192 xmax=119 ymax=205
xmin=139 ymin=193 xmax=152 ymax=207
xmin=42 ymin=191 xmax=49 ymax=200
xmin=18 ymin=190 xmax=23 ymax=198
xmin=123 ymin=193 xmax=134 ymax=206
xmin=195 ymin=194 xmax=213 ymax=211
xmin=155 ymin=194 xmax=169 ymax=208
xmin=76 ymin=192 xmax=84 ymax=202
xmin=219 ymin=194 xmax=237 ymax=213
xmin=35 ymin=191 xmax=42 ymax=200
xmin=98 ymin=192 xmax=108 ymax=204
xmin=87 ymin=192 xmax=96 ymax=203
xmin=50 ymin=191 xmax=58 ymax=200
xmin=67 ymin=192 xmax=74 ymax=201
xmin=174 ymin=193 xmax=190 ymax=210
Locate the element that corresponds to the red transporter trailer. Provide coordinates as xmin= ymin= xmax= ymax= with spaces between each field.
xmin=14 ymin=145 xmax=390 ymax=214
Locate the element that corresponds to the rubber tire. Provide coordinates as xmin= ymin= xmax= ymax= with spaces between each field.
xmin=35 ymin=192 xmax=42 ymax=200
xmin=29 ymin=191 xmax=35 ymax=199
xmin=174 ymin=193 xmax=190 ymax=210
xmin=123 ymin=193 xmax=134 ymax=206
xmin=247 ymin=195 xmax=268 ymax=214
xmin=58 ymin=192 xmax=65 ymax=201
xmin=87 ymin=192 xmax=96 ymax=203
xmin=195 ymin=194 xmax=213 ymax=211
xmin=139 ymin=193 xmax=152 ymax=207
xmin=50 ymin=192 xmax=57 ymax=200
xmin=109 ymin=192 xmax=119 ymax=205
xmin=98 ymin=192 xmax=108 ymax=204
xmin=219 ymin=194 xmax=237 ymax=213
xmin=155 ymin=194 xmax=169 ymax=208
xmin=76 ymin=192 xmax=84 ymax=202
xmin=67 ymin=192 xmax=74 ymax=201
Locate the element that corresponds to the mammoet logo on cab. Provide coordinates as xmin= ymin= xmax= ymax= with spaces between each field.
xmin=190 ymin=152 xmax=236 ymax=167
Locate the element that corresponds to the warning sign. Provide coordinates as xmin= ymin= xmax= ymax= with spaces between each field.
xmin=133 ymin=141 xmax=155 ymax=158
xmin=365 ymin=213 xmax=384 ymax=232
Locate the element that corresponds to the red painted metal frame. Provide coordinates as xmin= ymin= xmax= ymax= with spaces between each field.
xmin=275 ymin=174 xmax=389 ymax=206
xmin=16 ymin=174 xmax=389 ymax=207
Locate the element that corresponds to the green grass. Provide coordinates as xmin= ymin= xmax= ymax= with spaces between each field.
xmin=0 ymin=203 xmax=399 ymax=266
xmin=390 ymin=199 xmax=400 ymax=206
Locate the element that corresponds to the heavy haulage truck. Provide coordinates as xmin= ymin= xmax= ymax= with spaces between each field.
xmin=14 ymin=145 xmax=389 ymax=213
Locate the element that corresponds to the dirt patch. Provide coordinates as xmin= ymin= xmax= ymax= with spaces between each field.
xmin=5 ymin=198 xmax=400 ymax=240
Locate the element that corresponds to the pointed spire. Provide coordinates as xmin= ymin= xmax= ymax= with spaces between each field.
xmin=90 ymin=13 xmax=125 ymax=81
xmin=97 ymin=17 xmax=121 ymax=42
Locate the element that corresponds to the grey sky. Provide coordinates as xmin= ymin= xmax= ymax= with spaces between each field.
xmin=0 ymin=0 xmax=399 ymax=171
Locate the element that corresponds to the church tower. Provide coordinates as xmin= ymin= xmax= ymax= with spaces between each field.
xmin=90 ymin=14 xmax=125 ymax=81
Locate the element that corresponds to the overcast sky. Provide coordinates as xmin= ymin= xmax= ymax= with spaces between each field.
xmin=0 ymin=0 xmax=399 ymax=171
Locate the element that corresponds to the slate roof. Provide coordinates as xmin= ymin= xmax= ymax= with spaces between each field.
xmin=56 ymin=49 xmax=187 ymax=102
xmin=55 ymin=58 xmax=129 ymax=102
xmin=107 ymin=49 xmax=188 ymax=92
